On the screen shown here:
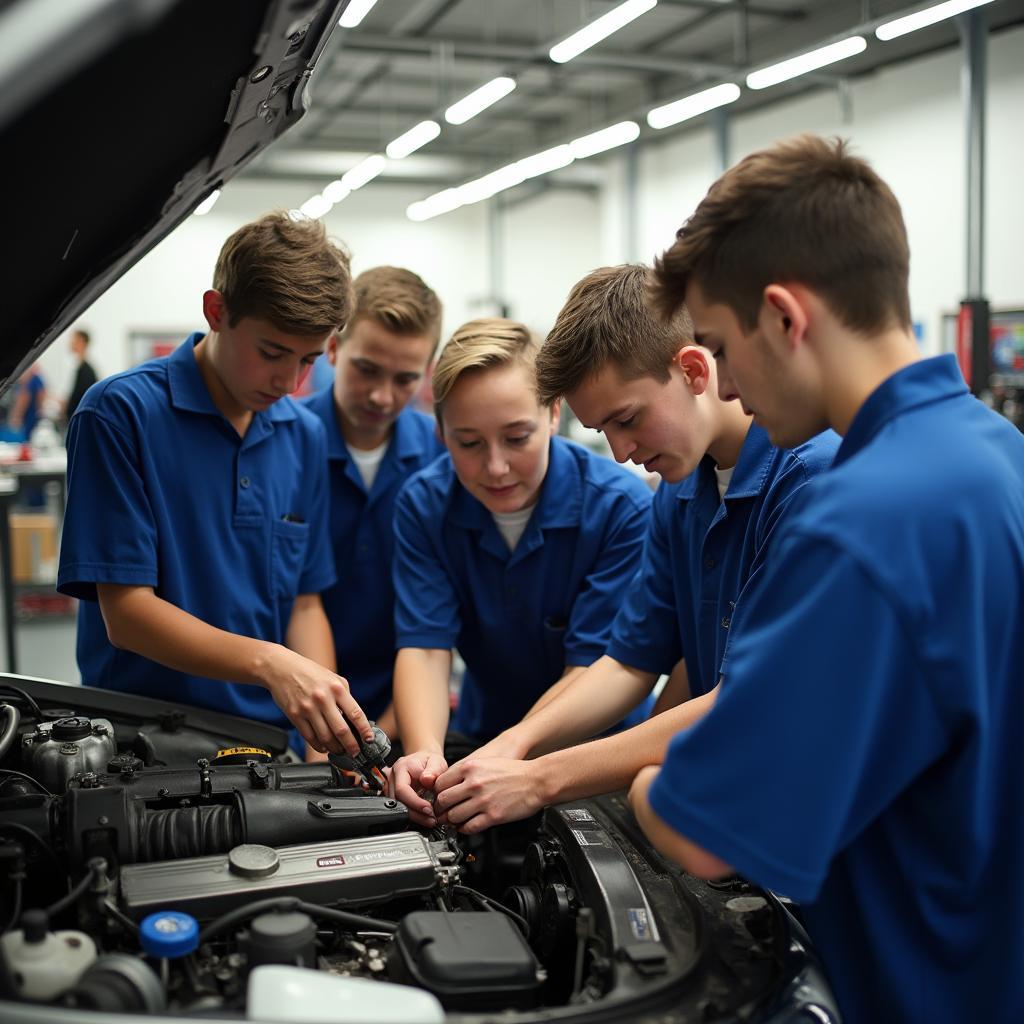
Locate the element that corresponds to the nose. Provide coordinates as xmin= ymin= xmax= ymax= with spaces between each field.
xmin=606 ymin=432 xmax=636 ymax=465
xmin=369 ymin=380 xmax=394 ymax=411
xmin=717 ymin=364 xmax=740 ymax=404
xmin=274 ymin=360 xmax=303 ymax=395
xmin=485 ymin=445 xmax=510 ymax=478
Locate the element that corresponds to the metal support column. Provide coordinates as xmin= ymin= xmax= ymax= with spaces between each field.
xmin=711 ymin=106 xmax=730 ymax=177
xmin=487 ymin=197 xmax=509 ymax=318
xmin=957 ymin=8 xmax=989 ymax=394
xmin=625 ymin=144 xmax=640 ymax=262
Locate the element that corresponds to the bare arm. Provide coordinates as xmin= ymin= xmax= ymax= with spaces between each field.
xmin=435 ymin=684 xmax=720 ymax=833
xmin=628 ymin=764 xmax=732 ymax=879
xmin=521 ymin=665 xmax=588 ymax=719
xmin=651 ymin=659 xmax=691 ymax=718
xmin=389 ymin=647 xmax=453 ymax=825
xmin=486 ymin=655 xmax=658 ymax=761
xmin=96 ymin=583 xmax=372 ymax=755
xmin=284 ymin=594 xmax=337 ymax=763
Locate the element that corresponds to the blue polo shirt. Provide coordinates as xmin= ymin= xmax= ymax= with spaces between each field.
xmin=302 ymin=386 xmax=443 ymax=719
xmin=606 ymin=423 xmax=837 ymax=695
xmin=393 ymin=436 xmax=652 ymax=740
xmin=648 ymin=356 xmax=1024 ymax=1024
xmin=57 ymin=334 xmax=336 ymax=728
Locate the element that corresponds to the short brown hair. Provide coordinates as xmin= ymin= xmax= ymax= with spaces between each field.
xmin=213 ymin=211 xmax=353 ymax=335
xmin=432 ymin=318 xmax=539 ymax=423
xmin=536 ymin=264 xmax=694 ymax=405
xmin=651 ymin=134 xmax=911 ymax=334
xmin=341 ymin=266 xmax=443 ymax=353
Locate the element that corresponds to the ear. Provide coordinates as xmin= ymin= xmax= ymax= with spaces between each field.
xmin=675 ymin=346 xmax=711 ymax=396
xmin=202 ymin=290 xmax=226 ymax=333
xmin=548 ymin=397 xmax=562 ymax=435
xmin=326 ymin=331 xmax=340 ymax=366
xmin=761 ymin=285 xmax=808 ymax=351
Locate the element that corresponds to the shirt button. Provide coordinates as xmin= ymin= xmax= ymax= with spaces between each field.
xmin=704 ymin=557 xmax=716 ymax=569
xmin=721 ymin=617 xmax=731 ymax=629
xmin=239 ymin=476 xmax=251 ymax=489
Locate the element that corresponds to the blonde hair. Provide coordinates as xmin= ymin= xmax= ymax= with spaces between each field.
xmin=214 ymin=211 xmax=353 ymax=336
xmin=341 ymin=266 xmax=443 ymax=351
xmin=432 ymin=318 xmax=540 ymax=423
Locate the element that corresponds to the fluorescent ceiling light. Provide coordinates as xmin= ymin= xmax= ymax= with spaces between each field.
xmin=875 ymin=0 xmax=997 ymax=40
xmin=322 ymin=180 xmax=351 ymax=204
xmin=193 ymin=189 xmax=221 ymax=216
xmin=647 ymin=83 xmax=741 ymax=129
xmin=517 ymin=144 xmax=574 ymax=180
xmin=549 ymin=0 xmax=657 ymax=64
xmin=408 ymin=189 xmax=463 ymax=222
xmin=340 ymin=154 xmax=387 ymax=191
xmin=299 ymin=194 xmax=332 ymax=220
xmin=339 ymin=0 xmax=378 ymax=29
xmin=385 ymin=120 xmax=441 ymax=159
xmin=570 ymin=121 xmax=640 ymax=159
xmin=444 ymin=77 xmax=516 ymax=125
xmin=746 ymin=36 xmax=867 ymax=90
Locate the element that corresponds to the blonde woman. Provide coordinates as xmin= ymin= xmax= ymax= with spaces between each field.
xmin=388 ymin=318 xmax=652 ymax=826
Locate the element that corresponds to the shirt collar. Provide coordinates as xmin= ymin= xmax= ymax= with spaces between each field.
xmin=834 ymin=355 xmax=966 ymax=468
xmin=448 ymin=436 xmax=583 ymax=530
xmin=308 ymin=389 xmax=430 ymax=465
xmin=675 ymin=421 xmax=773 ymax=502
xmin=167 ymin=332 xmax=296 ymax=424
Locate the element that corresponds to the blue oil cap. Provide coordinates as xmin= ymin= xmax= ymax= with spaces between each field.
xmin=140 ymin=911 xmax=199 ymax=959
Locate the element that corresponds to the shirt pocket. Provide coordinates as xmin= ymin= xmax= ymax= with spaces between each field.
xmin=271 ymin=518 xmax=310 ymax=599
xmin=541 ymin=615 xmax=569 ymax=673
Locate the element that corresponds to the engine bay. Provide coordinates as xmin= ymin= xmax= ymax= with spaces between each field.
xmin=0 ymin=679 xmax=837 ymax=1023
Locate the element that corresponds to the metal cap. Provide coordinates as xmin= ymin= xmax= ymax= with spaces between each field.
xmin=228 ymin=844 xmax=280 ymax=879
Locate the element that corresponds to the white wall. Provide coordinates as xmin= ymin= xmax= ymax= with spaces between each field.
xmin=43 ymin=24 xmax=1024 ymax=393
xmin=618 ymin=24 xmax=1024 ymax=356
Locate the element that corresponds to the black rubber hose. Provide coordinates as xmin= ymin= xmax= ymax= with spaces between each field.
xmin=0 ymin=704 xmax=21 ymax=761
xmin=0 ymin=686 xmax=43 ymax=722
xmin=199 ymin=896 xmax=397 ymax=945
xmin=138 ymin=804 xmax=241 ymax=861
xmin=46 ymin=858 xmax=106 ymax=918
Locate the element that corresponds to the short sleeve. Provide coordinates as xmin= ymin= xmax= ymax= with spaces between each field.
xmin=563 ymin=489 xmax=651 ymax=667
xmin=647 ymin=531 xmax=947 ymax=902
xmin=58 ymin=408 xmax=159 ymax=601
xmin=392 ymin=482 xmax=462 ymax=650
xmin=605 ymin=489 xmax=682 ymax=674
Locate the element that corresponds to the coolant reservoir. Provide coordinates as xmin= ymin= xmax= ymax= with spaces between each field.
xmin=1 ymin=910 xmax=97 ymax=1000
xmin=23 ymin=715 xmax=117 ymax=792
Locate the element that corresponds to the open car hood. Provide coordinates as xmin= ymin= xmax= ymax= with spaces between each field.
xmin=1 ymin=0 xmax=345 ymax=393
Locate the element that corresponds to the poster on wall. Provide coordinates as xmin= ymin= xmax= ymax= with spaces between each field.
xmin=128 ymin=330 xmax=191 ymax=367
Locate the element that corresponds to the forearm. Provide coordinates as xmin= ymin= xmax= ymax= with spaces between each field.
xmin=529 ymin=688 xmax=719 ymax=804
xmin=503 ymin=656 xmax=656 ymax=759
xmin=651 ymin=659 xmax=691 ymax=717
xmin=98 ymin=583 xmax=279 ymax=687
xmin=285 ymin=595 xmax=336 ymax=671
xmin=522 ymin=665 xmax=587 ymax=718
xmin=393 ymin=648 xmax=452 ymax=754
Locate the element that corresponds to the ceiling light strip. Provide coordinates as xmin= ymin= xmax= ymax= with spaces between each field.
xmin=549 ymin=0 xmax=658 ymax=64
xmin=746 ymin=36 xmax=867 ymax=90
xmin=444 ymin=77 xmax=516 ymax=125
xmin=647 ymin=83 xmax=741 ymax=130
xmin=339 ymin=0 xmax=378 ymax=30
xmin=875 ymin=0 xmax=998 ymax=40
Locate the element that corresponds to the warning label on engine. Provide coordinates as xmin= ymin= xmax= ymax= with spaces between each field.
xmin=628 ymin=907 xmax=659 ymax=942
xmin=571 ymin=828 xmax=603 ymax=847
xmin=316 ymin=855 xmax=346 ymax=868
xmin=564 ymin=808 xmax=595 ymax=822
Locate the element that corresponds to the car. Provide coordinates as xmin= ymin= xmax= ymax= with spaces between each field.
xmin=0 ymin=2 xmax=839 ymax=1021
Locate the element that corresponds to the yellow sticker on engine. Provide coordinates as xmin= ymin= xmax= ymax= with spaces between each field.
xmin=213 ymin=746 xmax=271 ymax=759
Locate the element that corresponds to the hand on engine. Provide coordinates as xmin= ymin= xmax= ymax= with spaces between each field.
xmin=433 ymin=757 xmax=545 ymax=834
xmin=389 ymin=749 xmax=449 ymax=827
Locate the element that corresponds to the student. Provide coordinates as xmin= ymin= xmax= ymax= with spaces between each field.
xmin=302 ymin=267 xmax=443 ymax=743
xmin=57 ymin=211 xmax=374 ymax=757
xmin=388 ymin=318 xmax=653 ymax=825
xmin=431 ymin=265 xmax=837 ymax=830
xmin=627 ymin=135 xmax=1024 ymax=1023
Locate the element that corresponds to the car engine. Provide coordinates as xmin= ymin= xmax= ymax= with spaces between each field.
xmin=0 ymin=682 xmax=839 ymax=1023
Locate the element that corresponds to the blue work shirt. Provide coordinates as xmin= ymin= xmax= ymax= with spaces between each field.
xmin=393 ymin=436 xmax=652 ymax=740
xmin=57 ymin=334 xmax=336 ymax=728
xmin=648 ymin=356 xmax=1024 ymax=1024
xmin=607 ymin=423 xmax=837 ymax=695
xmin=302 ymin=385 xmax=443 ymax=719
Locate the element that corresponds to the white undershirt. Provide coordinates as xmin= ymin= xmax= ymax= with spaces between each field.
xmin=492 ymin=506 xmax=535 ymax=551
xmin=714 ymin=464 xmax=735 ymax=502
xmin=348 ymin=440 xmax=389 ymax=490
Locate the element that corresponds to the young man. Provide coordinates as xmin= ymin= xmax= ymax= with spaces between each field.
xmin=629 ymin=135 xmax=1024 ymax=1023
xmin=388 ymin=318 xmax=653 ymax=826
xmin=302 ymin=267 xmax=443 ymax=742
xmin=431 ymin=265 xmax=837 ymax=829
xmin=58 ymin=211 xmax=374 ymax=757
xmin=64 ymin=327 xmax=99 ymax=425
